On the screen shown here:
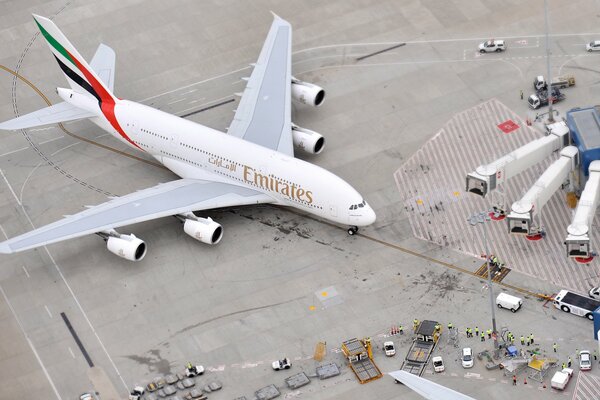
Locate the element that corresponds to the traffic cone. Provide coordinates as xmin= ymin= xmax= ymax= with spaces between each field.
xmin=524 ymin=377 xmax=527 ymax=385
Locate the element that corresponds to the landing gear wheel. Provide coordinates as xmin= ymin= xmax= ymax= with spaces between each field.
xmin=348 ymin=226 xmax=358 ymax=235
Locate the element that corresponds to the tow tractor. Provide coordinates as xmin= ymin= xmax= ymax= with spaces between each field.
xmin=528 ymin=87 xmax=565 ymax=109
xmin=185 ymin=364 xmax=205 ymax=377
xmin=128 ymin=387 xmax=145 ymax=400
xmin=272 ymin=358 xmax=292 ymax=370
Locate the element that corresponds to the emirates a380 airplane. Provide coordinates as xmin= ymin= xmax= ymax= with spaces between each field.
xmin=0 ymin=14 xmax=375 ymax=261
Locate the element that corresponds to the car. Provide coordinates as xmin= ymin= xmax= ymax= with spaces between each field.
xmin=432 ymin=356 xmax=445 ymax=372
xmin=580 ymin=350 xmax=592 ymax=371
xmin=79 ymin=394 xmax=98 ymax=400
xmin=185 ymin=365 xmax=205 ymax=377
xmin=272 ymin=357 xmax=292 ymax=370
xmin=383 ymin=341 xmax=396 ymax=356
xmin=128 ymin=387 xmax=145 ymax=400
xmin=479 ymin=39 xmax=505 ymax=53
xmin=462 ymin=347 xmax=474 ymax=368
xmin=589 ymin=286 xmax=600 ymax=299
xmin=586 ymin=41 xmax=600 ymax=52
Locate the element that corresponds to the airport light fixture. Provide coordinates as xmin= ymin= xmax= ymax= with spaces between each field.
xmin=468 ymin=212 xmax=499 ymax=350
xmin=544 ymin=0 xmax=554 ymax=123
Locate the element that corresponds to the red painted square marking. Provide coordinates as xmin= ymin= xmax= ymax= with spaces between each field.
xmin=497 ymin=120 xmax=519 ymax=134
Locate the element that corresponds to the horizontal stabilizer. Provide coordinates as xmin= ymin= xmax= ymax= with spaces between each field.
xmin=0 ymin=101 xmax=96 ymax=131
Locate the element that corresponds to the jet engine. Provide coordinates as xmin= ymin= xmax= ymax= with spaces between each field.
xmin=292 ymin=124 xmax=325 ymax=154
xmin=183 ymin=217 xmax=223 ymax=245
xmin=106 ymin=233 xmax=147 ymax=261
xmin=291 ymin=78 xmax=325 ymax=107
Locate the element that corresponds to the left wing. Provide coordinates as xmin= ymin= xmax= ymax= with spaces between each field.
xmin=0 ymin=179 xmax=273 ymax=254
xmin=388 ymin=371 xmax=477 ymax=400
xmin=227 ymin=15 xmax=293 ymax=155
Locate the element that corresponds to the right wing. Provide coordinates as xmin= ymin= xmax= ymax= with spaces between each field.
xmin=0 ymin=179 xmax=274 ymax=254
xmin=227 ymin=16 xmax=293 ymax=155
xmin=0 ymin=101 xmax=96 ymax=130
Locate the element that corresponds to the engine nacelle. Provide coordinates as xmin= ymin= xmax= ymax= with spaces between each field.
xmin=292 ymin=124 xmax=325 ymax=154
xmin=291 ymin=79 xmax=325 ymax=107
xmin=106 ymin=234 xmax=147 ymax=261
xmin=183 ymin=217 xmax=223 ymax=245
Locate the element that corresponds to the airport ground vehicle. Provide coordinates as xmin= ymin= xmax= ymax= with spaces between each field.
xmin=553 ymin=290 xmax=600 ymax=320
xmin=580 ymin=350 xmax=592 ymax=370
xmin=400 ymin=320 xmax=440 ymax=376
xmin=383 ymin=341 xmax=396 ymax=356
xmin=528 ymin=87 xmax=565 ymax=109
xmin=533 ymin=75 xmax=575 ymax=90
xmin=128 ymin=387 xmax=145 ymax=400
xmin=551 ymin=368 xmax=573 ymax=390
xmin=272 ymin=358 xmax=292 ymax=370
xmin=586 ymin=40 xmax=600 ymax=51
xmin=496 ymin=292 xmax=523 ymax=312
xmin=185 ymin=365 xmax=205 ymax=377
xmin=462 ymin=348 xmax=474 ymax=368
xmin=432 ymin=356 xmax=445 ymax=372
xmin=479 ymin=39 xmax=505 ymax=53
xmin=589 ymin=287 xmax=600 ymax=299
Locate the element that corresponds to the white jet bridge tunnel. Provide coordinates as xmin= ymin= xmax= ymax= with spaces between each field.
xmin=507 ymin=146 xmax=579 ymax=237
xmin=565 ymin=160 xmax=600 ymax=260
xmin=465 ymin=121 xmax=569 ymax=200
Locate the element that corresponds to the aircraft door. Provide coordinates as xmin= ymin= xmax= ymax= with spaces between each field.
xmin=329 ymin=204 xmax=337 ymax=217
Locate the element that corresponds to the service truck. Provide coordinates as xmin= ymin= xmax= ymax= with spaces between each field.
xmin=528 ymin=87 xmax=565 ymax=109
xmin=551 ymin=368 xmax=573 ymax=390
xmin=553 ymin=289 xmax=600 ymax=320
xmin=533 ymin=75 xmax=575 ymax=91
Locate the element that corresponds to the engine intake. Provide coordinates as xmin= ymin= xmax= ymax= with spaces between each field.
xmin=291 ymin=79 xmax=325 ymax=107
xmin=106 ymin=234 xmax=147 ymax=261
xmin=292 ymin=124 xmax=325 ymax=154
xmin=184 ymin=217 xmax=223 ymax=245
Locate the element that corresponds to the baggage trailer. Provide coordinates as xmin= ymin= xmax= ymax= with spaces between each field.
xmin=533 ymin=74 xmax=575 ymax=91
xmin=341 ymin=338 xmax=382 ymax=384
xmin=400 ymin=320 xmax=440 ymax=376
xmin=553 ymin=289 xmax=600 ymax=320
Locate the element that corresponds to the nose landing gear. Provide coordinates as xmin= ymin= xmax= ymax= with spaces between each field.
xmin=347 ymin=226 xmax=358 ymax=235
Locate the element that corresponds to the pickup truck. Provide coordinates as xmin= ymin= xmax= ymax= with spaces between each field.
xmin=533 ymin=75 xmax=575 ymax=91
xmin=551 ymin=368 xmax=573 ymax=390
xmin=528 ymin=88 xmax=565 ymax=109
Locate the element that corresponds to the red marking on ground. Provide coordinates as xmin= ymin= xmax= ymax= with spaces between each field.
xmin=497 ymin=120 xmax=519 ymax=134
xmin=525 ymin=233 xmax=543 ymax=241
xmin=489 ymin=212 xmax=506 ymax=221
xmin=575 ymin=256 xmax=594 ymax=264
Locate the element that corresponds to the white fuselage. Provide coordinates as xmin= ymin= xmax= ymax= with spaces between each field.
xmin=89 ymin=99 xmax=376 ymax=227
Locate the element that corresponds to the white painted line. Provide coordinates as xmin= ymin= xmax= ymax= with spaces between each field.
xmin=167 ymin=98 xmax=186 ymax=105
xmin=44 ymin=305 xmax=53 ymax=318
xmin=0 ymin=169 xmax=21 ymax=206
xmin=0 ymin=135 xmax=65 ymax=158
xmin=22 ymin=265 xmax=30 ymax=278
xmin=68 ymin=347 xmax=75 ymax=359
xmin=13 ymin=200 xmax=129 ymax=392
xmin=0 ymin=284 xmax=63 ymax=400
xmin=0 ymin=224 xmax=8 ymax=240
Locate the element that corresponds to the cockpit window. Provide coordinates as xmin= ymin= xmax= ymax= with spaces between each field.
xmin=349 ymin=200 xmax=366 ymax=210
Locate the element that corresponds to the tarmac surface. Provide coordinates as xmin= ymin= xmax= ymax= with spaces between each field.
xmin=1 ymin=1 xmax=600 ymax=399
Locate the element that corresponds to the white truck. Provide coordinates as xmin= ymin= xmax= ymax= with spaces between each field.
xmin=432 ymin=356 xmax=445 ymax=372
xmin=553 ymin=289 xmax=600 ymax=320
xmin=551 ymin=368 xmax=573 ymax=390
xmin=383 ymin=341 xmax=396 ymax=356
xmin=533 ymin=75 xmax=575 ymax=91
xmin=528 ymin=87 xmax=565 ymax=109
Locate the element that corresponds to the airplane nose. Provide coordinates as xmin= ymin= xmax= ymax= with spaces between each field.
xmin=363 ymin=206 xmax=376 ymax=225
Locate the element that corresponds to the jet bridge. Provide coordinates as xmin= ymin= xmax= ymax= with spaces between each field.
xmin=466 ymin=121 xmax=569 ymax=198
xmin=565 ymin=161 xmax=600 ymax=262
xmin=507 ymin=146 xmax=579 ymax=237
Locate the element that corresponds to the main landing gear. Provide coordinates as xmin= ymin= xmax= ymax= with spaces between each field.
xmin=347 ymin=226 xmax=358 ymax=235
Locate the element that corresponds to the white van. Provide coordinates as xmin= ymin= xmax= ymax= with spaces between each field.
xmin=496 ymin=292 xmax=523 ymax=313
